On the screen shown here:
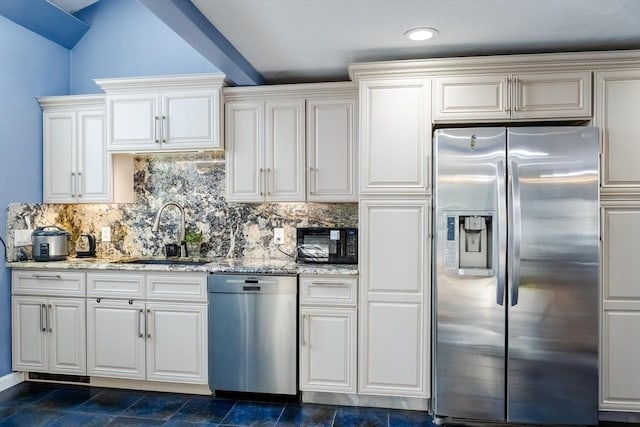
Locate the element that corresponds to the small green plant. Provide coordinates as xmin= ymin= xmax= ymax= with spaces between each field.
xmin=185 ymin=230 xmax=203 ymax=243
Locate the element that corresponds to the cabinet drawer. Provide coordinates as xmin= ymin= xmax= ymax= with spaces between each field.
xmin=87 ymin=272 xmax=145 ymax=298
xmin=146 ymin=273 xmax=207 ymax=302
xmin=300 ymin=275 xmax=357 ymax=306
xmin=12 ymin=270 xmax=85 ymax=296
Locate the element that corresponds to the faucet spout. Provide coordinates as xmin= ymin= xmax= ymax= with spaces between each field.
xmin=152 ymin=202 xmax=187 ymax=257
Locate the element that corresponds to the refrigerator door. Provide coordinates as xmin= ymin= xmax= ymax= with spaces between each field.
xmin=433 ymin=128 xmax=507 ymax=421
xmin=507 ymin=127 xmax=599 ymax=425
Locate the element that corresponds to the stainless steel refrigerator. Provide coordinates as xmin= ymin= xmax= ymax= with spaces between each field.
xmin=433 ymin=127 xmax=599 ymax=425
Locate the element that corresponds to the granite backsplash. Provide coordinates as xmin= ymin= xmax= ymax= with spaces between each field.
xmin=6 ymin=152 xmax=357 ymax=262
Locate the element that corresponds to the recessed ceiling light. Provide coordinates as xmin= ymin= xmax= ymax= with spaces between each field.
xmin=404 ymin=27 xmax=438 ymax=41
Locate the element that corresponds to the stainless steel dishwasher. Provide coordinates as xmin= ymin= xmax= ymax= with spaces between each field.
xmin=208 ymin=273 xmax=298 ymax=396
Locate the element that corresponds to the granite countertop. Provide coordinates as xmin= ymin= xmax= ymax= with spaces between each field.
xmin=6 ymin=256 xmax=359 ymax=276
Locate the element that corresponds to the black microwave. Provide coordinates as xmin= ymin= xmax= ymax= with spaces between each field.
xmin=296 ymin=227 xmax=358 ymax=264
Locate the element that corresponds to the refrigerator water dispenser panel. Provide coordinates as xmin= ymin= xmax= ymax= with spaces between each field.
xmin=445 ymin=214 xmax=494 ymax=276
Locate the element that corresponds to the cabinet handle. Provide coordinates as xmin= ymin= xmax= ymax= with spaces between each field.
xmin=70 ymin=172 xmax=76 ymax=197
xmin=267 ymin=168 xmax=271 ymax=196
xmin=77 ymin=172 xmax=82 ymax=198
xmin=505 ymin=77 xmax=511 ymax=112
xmin=514 ymin=76 xmax=520 ymax=112
xmin=138 ymin=308 xmax=144 ymax=338
xmin=48 ymin=304 xmax=52 ymax=332
xmin=259 ymin=168 xmax=264 ymax=196
xmin=310 ymin=281 xmax=347 ymax=286
xmin=154 ymin=116 xmax=160 ymax=143
xmin=162 ymin=115 xmax=167 ymax=143
xmin=40 ymin=304 xmax=46 ymax=332
xmin=309 ymin=166 xmax=316 ymax=195
xmin=32 ymin=274 xmax=62 ymax=280
xmin=146 ymin=309 xmax=151 ymax=339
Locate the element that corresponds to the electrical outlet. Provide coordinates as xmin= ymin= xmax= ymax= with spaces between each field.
xmin=274 ymin=228 xmax=284 ymax=245
xmin=14 ymin=230 xmax=32 ymax=247
xmin=101 ymin=226 xmax=111 ymax=242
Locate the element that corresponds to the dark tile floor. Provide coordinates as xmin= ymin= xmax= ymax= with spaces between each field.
xmin=0 ymin=382 xmax=436 ymax=426
xmin=0 ymin=382 xmax=635 ymax=426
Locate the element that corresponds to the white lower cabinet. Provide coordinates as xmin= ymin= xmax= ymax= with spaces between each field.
xmin=86 ymin=272 xmax=208 ymax=384
xmin=11 ymin=270 xmax=87 ymax=375
xmin=12 ymin=296 xmax=86 ymax=375
xmin=86 ymin=298 xmax=146 ymax=379
xmin=145 ymin=302 xmax=207 ymax=383
xmin=299 ymin=275 xmax=357 ymax=394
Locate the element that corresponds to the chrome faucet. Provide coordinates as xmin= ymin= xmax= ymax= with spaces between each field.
xmin=152 ymin=202 xmax=187 ymax=257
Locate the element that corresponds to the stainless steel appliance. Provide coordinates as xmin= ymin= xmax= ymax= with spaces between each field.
xmin=296 ymin=227 xmax=357 ymax=264
xmin=31 ymin=226 xmax=71 ymax=261
xmin=75 ymin=233 xmax=96 ymax=258
xmin=433 ymin=127 xmax=599 ymax=425
xmin=208 ymin=273 xmax=298 ymax=396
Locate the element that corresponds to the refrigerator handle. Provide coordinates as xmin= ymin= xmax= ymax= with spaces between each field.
xmin=496 ymin=160 xmax=507 ymax=305
xmin=509 ymin=160 xmax=522 ymax=306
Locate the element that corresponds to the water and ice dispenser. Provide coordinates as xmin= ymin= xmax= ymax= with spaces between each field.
xmin=444 ymin=214 xmax=494 ymax=276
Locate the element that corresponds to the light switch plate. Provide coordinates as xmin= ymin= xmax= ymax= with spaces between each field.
xmin=14 ymin=229 xmax=32 ymax=247
xmin=101 ymin=226 xmax=111 ymax=242
xmin=274 ymin=228 xmax=284 ymax=245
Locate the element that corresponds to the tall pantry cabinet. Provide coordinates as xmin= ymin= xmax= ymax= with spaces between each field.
xmin=596 ymin=68 xmax=640 ymax=413
xmin=355 ymin=76 xmax=432 ymax=402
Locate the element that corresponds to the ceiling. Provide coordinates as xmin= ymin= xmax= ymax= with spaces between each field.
xmin=55 ymin=0 xmax=640 ymax=84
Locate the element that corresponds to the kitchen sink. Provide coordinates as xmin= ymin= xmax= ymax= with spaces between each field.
xmin=118 ymin=258 xmax=210 ymax=266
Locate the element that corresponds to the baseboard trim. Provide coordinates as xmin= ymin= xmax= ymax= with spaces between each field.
xmin=0 ymin=372 xmax=25 ymax=392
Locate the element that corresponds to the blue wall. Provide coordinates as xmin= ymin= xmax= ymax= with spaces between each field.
xmin=71 ymin=0 xmax=219 ymax=94
xmin=1 ymin=0 xmax=219 ymax=377
xmin=0 ymin=14 xmax=69 ymax=377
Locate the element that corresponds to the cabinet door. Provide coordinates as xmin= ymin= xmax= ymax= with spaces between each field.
xmin=225 ymin=101 xmax=264 ymax=202
xmin=433 ymin=74 xmax=509 ymax=122
xmin=359 ymin=199 xmax=430 ymax=397
xmin=146 ymin=303 xmax=207 ymax=384
xmin=600 ymin=205 xmax=640 ymax=411
xmin=77 ymin=109 xmax=110 ymax=202
xmin=265 ymin=100 xmax=305 ymax=201
xmin=12 ymin=297 xmax=47 ymax=372
xmin=300 ymin=307 xmax=356 ymax=393
xmin=48 ymin=298 xmax=86 ymax=375
xmin=162 ymin=90 xmax=220 ymax=150
xmin=595 ymin=69 xmax=640 ymax=190
xmin=43 ymin=111 xmax=76 ymax=203
xmin=86 ymin=298 xmax=146 ymax=379
xmin=106 ymin=93 xmax=160 ymax=152
xmin=601 ymin=308 xmax=640 ymax=411
xmin=359 ymin=78 xmax=431 ymax=195
xmin=306 ymin=98 xmax=357 ymax=202
xmin=512 ymin=71 xmax=591 ymax=119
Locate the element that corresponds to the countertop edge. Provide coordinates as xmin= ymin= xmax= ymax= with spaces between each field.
xmin=5 ymin=258 xmax=359 ymax=276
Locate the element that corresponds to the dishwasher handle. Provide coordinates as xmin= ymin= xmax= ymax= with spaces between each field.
xmin=243 ymin=286 xmax=261 ymax=292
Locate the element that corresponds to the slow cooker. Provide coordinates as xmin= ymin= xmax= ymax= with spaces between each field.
xmin=31 ymin=226 xmax=70 ymax=261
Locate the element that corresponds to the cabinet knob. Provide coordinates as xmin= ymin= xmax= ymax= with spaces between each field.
xmin=96 ymin=298 xmax=101 ymax=303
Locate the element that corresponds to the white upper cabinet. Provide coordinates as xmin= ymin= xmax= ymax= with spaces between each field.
xmin=306 ymin=97 xmax=357 ymax=202
xmin=226 ymin=99 xmax=305 ymax=202
xmin=434 ymin=71 xmax=591 ymax=122
xmin=358 ymin=78 xmax=432 ymax=195
xmin=225 ymin=82 xmax=357 ymax=203
xmin=265 ymin=100 xmax=306 ymax=201
xmin=96 ymin=74 xmax=224 ymax=153
xmin=39 ymin=95 xmax=133 ymax=204
xmin=595 ymin=69 xmax=640 ymax=191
